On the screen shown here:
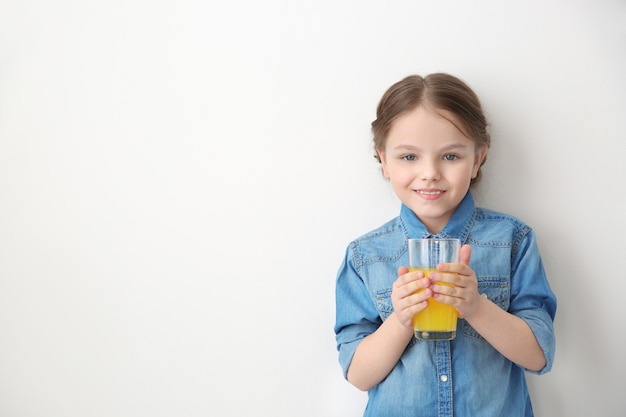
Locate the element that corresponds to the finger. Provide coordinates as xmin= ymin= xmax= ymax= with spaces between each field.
xmin=409 ymin=287 xmax=433 ymax=303
xmin=403 ymin=300 xmax=430 ymax=321
xmin=427 ymin=270 xmax=459 ymax=285
xmin=395 ymin=267 xmax=426 ymax=288
xmin=399 ymin=290 xmax=432 ymax=314
xmin=430 ymin=282 xmax=458 ymax=298
xmin=393 ymin=267 xmax=410 ymax=290
xmin=437 ymin=262 xmax=472 ymax=276
xmin=438 ymin=244 xmax=473 ymax=272
xmin=396 ymin=277 xmax=431 ymax=299
xmin=432 ymin=291 xmax=460 ymax=308
xmin=460 ymin=244 xmax=472 ymax=266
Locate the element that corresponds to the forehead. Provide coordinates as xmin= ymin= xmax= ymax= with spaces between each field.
xmin=386 ymin=106 xmax=472 ymax=145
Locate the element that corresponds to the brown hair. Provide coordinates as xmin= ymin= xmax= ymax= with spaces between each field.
xmin=372 ymin=73 xmax=491 ymax=185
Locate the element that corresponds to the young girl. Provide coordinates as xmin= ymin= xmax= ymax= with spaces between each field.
xmin=334 ymin=73 xmax=556 ymax=417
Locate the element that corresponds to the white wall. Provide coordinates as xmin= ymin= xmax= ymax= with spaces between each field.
xmin=1 ymin=1 xmax=624 ymax=416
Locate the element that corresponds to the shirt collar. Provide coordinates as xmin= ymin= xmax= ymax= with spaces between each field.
xmin=400 ymin=192 xmax=476 ymax=244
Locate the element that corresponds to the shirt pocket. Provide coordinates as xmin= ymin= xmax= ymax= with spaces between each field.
xmin=375 ymin=288 xmax=394 ymax=320
xmin=462 ymin=277 xmax=510 ymax=342
xmin=374 ymin=287 xmax=421 ymax=350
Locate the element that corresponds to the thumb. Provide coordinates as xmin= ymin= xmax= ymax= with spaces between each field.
xmin=460 ymin=244 xmax=472 ymax=266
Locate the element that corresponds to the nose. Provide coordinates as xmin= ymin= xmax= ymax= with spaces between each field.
xmin=419 ymin=158 xmax=441 ymax=181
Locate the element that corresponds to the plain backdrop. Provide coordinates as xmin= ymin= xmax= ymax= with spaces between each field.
xmin=1 ymin=0 xmax=625 ymax=416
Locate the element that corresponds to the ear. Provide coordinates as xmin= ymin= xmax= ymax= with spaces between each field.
xmin=378 ymin=151 xmax=391 ymax=179
xmin=471 ymin=146 xmax=488 ymax=179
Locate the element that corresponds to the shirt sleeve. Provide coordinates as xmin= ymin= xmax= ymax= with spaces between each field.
xmin=333 ymin=242 xmax=382 ymax=379
xmin=509 ymin=229 xmax=557 ymax=375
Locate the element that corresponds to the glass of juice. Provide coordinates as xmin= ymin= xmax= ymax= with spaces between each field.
xmin=408 ymin=238 xmax=461 ymax=341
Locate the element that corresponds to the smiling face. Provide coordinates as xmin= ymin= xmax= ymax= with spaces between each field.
xmin=379 ymin=106 xmax=487 ymax=234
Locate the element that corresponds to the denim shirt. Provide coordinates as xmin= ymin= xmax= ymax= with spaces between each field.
xmin=334 ymin=193 xmax=556 ymax=417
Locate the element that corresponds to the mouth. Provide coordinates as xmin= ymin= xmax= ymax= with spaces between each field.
xmin=415 ymin=189 xmax=445 ymax=200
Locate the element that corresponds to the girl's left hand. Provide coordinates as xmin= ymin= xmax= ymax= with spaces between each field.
xmin=427 ymin=244 xmax=481 ymax=319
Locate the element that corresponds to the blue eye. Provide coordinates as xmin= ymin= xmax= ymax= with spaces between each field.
xmin=443 ymin=154 xmax=459 ymax=161
xmin=402 ymin=154 xmax=417 ymax=161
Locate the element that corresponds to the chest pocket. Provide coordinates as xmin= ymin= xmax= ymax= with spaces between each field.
xmin=375 ymin=288 xmax=394 ymax=321
xmin=374 ymin=287 xmax=420 ymax=350
xmin=462 ymin=277 xmax=510 ymax=342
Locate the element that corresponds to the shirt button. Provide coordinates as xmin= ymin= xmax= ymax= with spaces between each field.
xmin=440 ymin=375 xmax=448 ymax=382
xmin=481 ymin=293 xmax=488 ymax=298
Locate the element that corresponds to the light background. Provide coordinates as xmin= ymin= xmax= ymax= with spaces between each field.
xmin=1 ymin=0 xmax=625 ymax=416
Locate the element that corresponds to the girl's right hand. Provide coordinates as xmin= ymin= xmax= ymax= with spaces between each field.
xmin=391 ymin=266 xmax=432 ymax=329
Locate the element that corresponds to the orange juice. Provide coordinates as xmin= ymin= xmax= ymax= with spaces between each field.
xmin=410 ymin=267 xmax=458 ymax=340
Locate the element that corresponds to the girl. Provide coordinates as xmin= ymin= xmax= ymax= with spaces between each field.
xmin=334 ymin=73 xmax=556 ymax=417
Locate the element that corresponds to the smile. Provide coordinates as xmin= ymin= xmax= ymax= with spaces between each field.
xmin=416 ymin=189 xmax=445 ymax=200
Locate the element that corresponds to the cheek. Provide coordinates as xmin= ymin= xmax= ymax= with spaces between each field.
xmin=387 ymin=170 xmax=414 ymax=187
xmin=451 ymin=164 xmax=477 ymax=184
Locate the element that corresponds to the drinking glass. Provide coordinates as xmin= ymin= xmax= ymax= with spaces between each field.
xmin=408 ymin=238 xmax=461 ymax=341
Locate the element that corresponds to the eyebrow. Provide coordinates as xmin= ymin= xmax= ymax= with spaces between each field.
xmin=391 ymin=143 xmax=470 ymax=152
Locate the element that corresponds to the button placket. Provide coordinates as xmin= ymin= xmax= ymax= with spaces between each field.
xmin=435 ymin=341 xmax=453 ymax=417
